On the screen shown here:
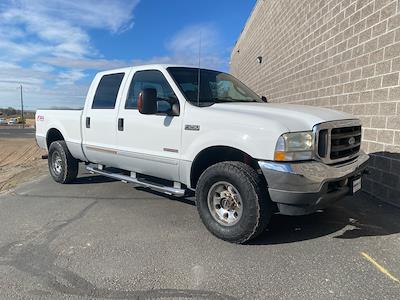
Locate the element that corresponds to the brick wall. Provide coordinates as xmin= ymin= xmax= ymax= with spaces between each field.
xmin=230 ymin=0 xmax=400 ymax=207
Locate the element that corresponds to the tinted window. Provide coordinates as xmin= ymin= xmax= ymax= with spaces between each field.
xmin=92 ymin=73 xmax=125 ymax=109
xmin=168 ymin=67 xmax=261 ymax=107
xmin=125 ymin=70 xmax=176 ymax=110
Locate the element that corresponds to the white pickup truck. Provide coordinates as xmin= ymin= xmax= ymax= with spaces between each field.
xmin=36 ymin=64 xmax=369 ymax=243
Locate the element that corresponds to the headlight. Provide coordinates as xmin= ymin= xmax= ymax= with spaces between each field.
xmin=274 ymin=131 xmax=314 ymax=161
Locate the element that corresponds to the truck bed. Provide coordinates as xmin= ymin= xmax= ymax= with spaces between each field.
xmin=35 ymin=109 xmax=86 ymax=161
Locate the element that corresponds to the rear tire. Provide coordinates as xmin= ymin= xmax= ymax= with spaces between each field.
xmin=196 ymin=161 xmax=271 ymax=244
xmin=48 ymin=140 xmax=78 ymax=184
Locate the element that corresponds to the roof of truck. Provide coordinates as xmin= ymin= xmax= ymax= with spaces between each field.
xmin=98 ymin=64 xmax=218 ymax=75
xmin=134 ymin=64 xmax=198 ymax=69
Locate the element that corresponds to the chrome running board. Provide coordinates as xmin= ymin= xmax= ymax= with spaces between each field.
xmin=86 ymin=166 xmax=185 ymax=196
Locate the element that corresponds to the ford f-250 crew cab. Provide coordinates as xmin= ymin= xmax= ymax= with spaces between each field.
xmin=36 ymin=64 xmax=369 ymax=243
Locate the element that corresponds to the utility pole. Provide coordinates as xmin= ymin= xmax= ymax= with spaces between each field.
xmin=20 ymin=84 xmax=24 ymax=129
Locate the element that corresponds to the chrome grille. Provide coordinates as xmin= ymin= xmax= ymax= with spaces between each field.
xmin=314 ymin=120 xmax=362 ymax=164
xmin=330 ymin=126 xmax=361 ymax=160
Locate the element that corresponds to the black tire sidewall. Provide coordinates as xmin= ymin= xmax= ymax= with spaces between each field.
xmin=196 ymin=162 xmax=265 ymax=243
xmin=48 ymin=142 xmax=67 ymax=183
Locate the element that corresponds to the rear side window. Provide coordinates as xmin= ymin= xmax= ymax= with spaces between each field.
xmin=92 ymin=73 xmax=125 ymax=109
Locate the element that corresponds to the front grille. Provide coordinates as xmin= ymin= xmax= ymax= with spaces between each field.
xmin=315 ymin=120 xmax=362 ymax=164
xmin=318 ymin=129 xmax=329 ymax=158
xmin=330 ymin=126 xmax=361 ymax=160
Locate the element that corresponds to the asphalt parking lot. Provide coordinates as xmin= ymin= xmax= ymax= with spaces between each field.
xmin=0 ymin=127 xmax=35 ymax=138
xmin=0 ymin=166 xmax=399 ymax=300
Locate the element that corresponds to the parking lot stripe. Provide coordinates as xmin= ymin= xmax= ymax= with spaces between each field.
xmin=361 ymin=252 xmax=399 ymax=284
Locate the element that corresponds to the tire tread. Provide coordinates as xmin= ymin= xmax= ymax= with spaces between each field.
xmin=196 ymin=161 xmax=271 ymax=244
xmin=48 ymin=140 xmax=78 ymax=184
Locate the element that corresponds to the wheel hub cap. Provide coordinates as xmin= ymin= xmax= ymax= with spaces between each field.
xmin=207 ymin=181 xmax=243 ymax=226
xmin=52 ymin=152 xmax=63 ymax=175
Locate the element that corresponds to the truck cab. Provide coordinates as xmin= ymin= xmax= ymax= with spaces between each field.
xmin=36 ymin=64 xmax=369 ymax=243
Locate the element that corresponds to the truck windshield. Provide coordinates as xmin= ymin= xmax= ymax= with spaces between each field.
xmin=167 ymin=67 xmax=262 ymax=107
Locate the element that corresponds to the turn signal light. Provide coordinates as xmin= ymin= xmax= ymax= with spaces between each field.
xmin=274 ymin=151 xmax=286 ymax=161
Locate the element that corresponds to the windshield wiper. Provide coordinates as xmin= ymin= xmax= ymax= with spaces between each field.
xmin=212 ymin=97 xmax=258 ymax=103
xmin=234 ymin=100 xmax=258 ymax=103
xmin=212 ymin=98 xmax=234 ymax=103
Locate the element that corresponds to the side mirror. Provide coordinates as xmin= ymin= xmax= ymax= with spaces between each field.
xmin=170 ymin=102 xmax=180 ymax=116
xmin=138 ymin=88 xmax=157 ymax=114
xmin=168 ymin=96 xmax=180 ymax=116
xmin=157 ymin=96 xmax=180 ymax=116
xmin=261 ymin=96 xmax=268 ymax=103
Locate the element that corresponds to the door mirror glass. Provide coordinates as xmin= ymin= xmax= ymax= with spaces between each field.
xmin=157 ymin=100 xmax=171 ymax=114
xmin=167 ymin=96 xmax=180 ymax=116
xmin=138 ymin=88 xmax=157 ymax=114
xmin=157 ymin=98 xmax=180 ymax=116
xmin=261 ymin=96 xmax=268 ymax=103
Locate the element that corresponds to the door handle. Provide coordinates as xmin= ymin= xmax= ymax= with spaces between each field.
xmin=86 ymin=117 xmax=90 ymax=128
xmin=118 ymin=118 xmax=124 ymax=131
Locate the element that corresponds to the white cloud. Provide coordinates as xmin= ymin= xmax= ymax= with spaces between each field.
xmin=31 ymin=63 xmax=55 ymax=73
xmin=38 ymin=23 xmax=229 ymax=72
xmin=38 ymin=57 xmax=130 ymax=70
xmin=0 ymin=7 xmax=89 ymax=60
xmin=22 ymin=0 xmax=140 ymax=33
xmin=0 ymin=3 xmax=230 ymax=109
xmin=0 ymin=0 xmax=139 ymax=34
xmin=56 ymin=70 xmax=87 ymax=85
xmin=167 ymin=24 xmax=218 ymax=54
xmin=0 ymin=64 xmax=47 ymax=87
xmin=135 ymin=23 xmax=228 ymax=70
xmin=0 ymin=0 xmax=139 ymax=108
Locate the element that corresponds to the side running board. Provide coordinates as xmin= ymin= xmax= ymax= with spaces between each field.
xmin=86 ymin=166 xmax=185 ymax=196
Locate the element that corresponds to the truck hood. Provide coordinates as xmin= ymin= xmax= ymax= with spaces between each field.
xmin=207 ymin=102 xmax=355 ymax=132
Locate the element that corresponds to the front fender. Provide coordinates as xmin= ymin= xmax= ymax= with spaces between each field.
xmin=181 ymin=127 xmax=282 ymax=162
xmin=181 ymin=103 xmax=289 ymax=162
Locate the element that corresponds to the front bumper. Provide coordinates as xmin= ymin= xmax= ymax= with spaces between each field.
xmin=258 ymin=152 xmax=369 ymax=215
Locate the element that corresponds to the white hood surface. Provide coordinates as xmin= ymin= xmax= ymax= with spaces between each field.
xmin=206 ymin=102 xmax=354 ymax=132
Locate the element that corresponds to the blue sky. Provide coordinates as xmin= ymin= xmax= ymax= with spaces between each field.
xmin=0 ymin=0 xmax=255 ymax=109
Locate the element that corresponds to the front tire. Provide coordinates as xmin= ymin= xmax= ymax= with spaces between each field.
xmin=196 ymin=161 xmax=272 ymax=244
xmin=48 ymin=140 xmax=78 ymax=184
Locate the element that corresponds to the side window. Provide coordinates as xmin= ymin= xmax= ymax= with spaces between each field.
xmin=92 ymin=73 xmax=125 ymax=109
xmin=125 ymin=70 xmax=176 ymax=110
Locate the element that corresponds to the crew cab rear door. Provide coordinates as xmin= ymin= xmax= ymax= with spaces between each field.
xmin=82 ymin=70 xmax=129 ymax=165
xmin=114 ymin=68 xmax=183 ymax=181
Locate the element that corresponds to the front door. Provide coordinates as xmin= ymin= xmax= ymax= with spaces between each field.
xmin=115 ymin=68 xmax=182 ymax=181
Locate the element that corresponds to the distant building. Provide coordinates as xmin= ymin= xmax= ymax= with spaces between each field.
xmin=231 ymin=0 xmax=400 ymax=207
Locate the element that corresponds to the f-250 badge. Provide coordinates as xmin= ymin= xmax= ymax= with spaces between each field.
xmin=184 ymin=125 xmax=200 ymax=131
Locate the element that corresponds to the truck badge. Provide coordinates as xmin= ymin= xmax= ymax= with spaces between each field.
xmin=185 ymin=125 xmax=200 ymax=131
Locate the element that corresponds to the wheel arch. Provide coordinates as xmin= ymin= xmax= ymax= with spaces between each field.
xmin=189 ymin=145 xmax=262 ymax=189
xmin=46 ymin=128 xmax=65 ymax=149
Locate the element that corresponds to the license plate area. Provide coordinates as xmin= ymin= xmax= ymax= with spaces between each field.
xmin=349 ymin=176 xmax=362 ymax=195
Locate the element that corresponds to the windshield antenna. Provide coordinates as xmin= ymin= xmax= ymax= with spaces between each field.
xmin=197 ymin=32 xmax=202 ymax=106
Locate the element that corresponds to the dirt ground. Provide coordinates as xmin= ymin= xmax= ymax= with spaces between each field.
xmin=0 ymin=137 xmax=47 ymax=193
xmin=25 ymin=118 xmax=35 ymax=127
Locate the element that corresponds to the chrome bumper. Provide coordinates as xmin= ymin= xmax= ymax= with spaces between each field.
xmin=258 ymin=152 xmax=370 ymax=215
